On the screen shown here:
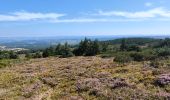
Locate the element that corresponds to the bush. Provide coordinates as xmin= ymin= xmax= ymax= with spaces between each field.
xmin=144 ymin=54 xmax=157 ymax=61
xmin=73 ymin=48 xmax=83 ymax=56
xmin=114 ymin=54 xmax=132 ymax=64
xmin=156 ymin=48 xmax=170 ymax=57
xmin=150 ymin=60 xmax=163 ymax=68
xmin=0 ymin=53 xmax=10 ymax=59
xmin=59 ymin=50 xmax=74 ymax=58
xmin=33 ymin=52 xmax=42 ymax=58
xmin=100 ymin=54 xmax=113 ymax=58
xmin=127 ymin=45 xmax=141 ymax=52
xmin=25 ymin=53 xmax=32 ymax=58
xmin=9 ymin=52 xmax=18 ymax=59
xmin=0 ymin=51 xmax=18 ymax=59
xmin=59 ymin=43 xmax=74 ymax=58
xmin=130 ymin=52 xmax=144 ymax=61
xmin=0 ymin=60 xmax=10 ymax=68
xmin=42 ymin=49 xmax=50 ymax=58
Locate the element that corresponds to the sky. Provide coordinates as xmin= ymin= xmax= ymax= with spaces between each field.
xmin=0 ymin=0 xmax=170 ymax=37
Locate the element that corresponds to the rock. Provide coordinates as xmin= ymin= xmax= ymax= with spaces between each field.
xmin=107 ymin=78 xmax=130 ymax=89
xmin=76 ymin=78 xmax=103 ymax=93
xmin=41 ymin=77 xmax=58 ymax=87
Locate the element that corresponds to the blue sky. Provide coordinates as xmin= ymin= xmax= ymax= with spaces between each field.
xmin=0 ymin=0 xmax=170 ymax=37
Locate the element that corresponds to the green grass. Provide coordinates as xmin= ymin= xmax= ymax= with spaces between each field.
xmin=0 ymin=59 xmax=27 ymax=69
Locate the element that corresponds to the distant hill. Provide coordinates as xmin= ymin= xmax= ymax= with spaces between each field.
xmin=101 ymin=38 xmax=162 ymax=45
xmin=0 ymin=35 xmax=169 ymax=49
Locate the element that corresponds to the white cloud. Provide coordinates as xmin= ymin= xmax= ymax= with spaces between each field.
xmin=1 ymin=8 xmax=170 ymax=23
xmin=145 ymin=2 xmax=153 ymax=7
xmin=51 ymin=7 xmax=170 ymax=23
xmin=0 ymin=11 xmax=143 ymax=23
xmin=0 ymin=11 xmax=65 ymax=21
xmin=52 ymin=18 xmax=143 ymax=23
xmin=97 ymin=7 xmax=170 ymax=19
xmin=53 ymin=18 xmax=109 ymax=23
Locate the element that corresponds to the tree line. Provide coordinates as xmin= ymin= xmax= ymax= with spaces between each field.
xmin=42 ymin=38 xmax=100 ymax=58
xmin=113 ymin=38 xmax=170 ymax=64
xmin=1 ymin=37 xmax=170 ymax=63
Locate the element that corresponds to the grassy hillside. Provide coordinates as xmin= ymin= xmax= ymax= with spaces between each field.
xmin=0 ymin=56 xmax=170 ymax=99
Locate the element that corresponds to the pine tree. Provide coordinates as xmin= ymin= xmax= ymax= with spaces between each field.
xmin=48 ymin=46 xmax=55 ymax=56
xmin=60 ymin=42 xmax=73 ymax=57
xmin=55 ymin=43 xmax=62 ymax=55
xmin=73 ymin=38 xmax=100 ymax=56
xmin=42 ymin=49 xmax=50 ymax=58
xmin=102 ymin=43 xmax=108 ymax=52
xmin=93 ymin=39 xmax=100 ymax=55
xmin=120 ymin=39 xmax=127 ymax=51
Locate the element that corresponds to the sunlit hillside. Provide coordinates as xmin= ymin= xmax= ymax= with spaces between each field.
xmin=0 ymin=56 xmax=170 ymax=99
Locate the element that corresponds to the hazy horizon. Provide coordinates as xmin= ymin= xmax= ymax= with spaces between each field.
xmin=0 ymin=34 xmax=170 ymax=38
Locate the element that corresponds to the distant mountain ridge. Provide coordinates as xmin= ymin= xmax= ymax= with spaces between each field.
xmin=0 ymin=35 xmax=169 ymax=49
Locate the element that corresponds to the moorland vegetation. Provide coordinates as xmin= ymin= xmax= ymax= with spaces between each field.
xmin=0 ymin=37 xmax=170 ymax=99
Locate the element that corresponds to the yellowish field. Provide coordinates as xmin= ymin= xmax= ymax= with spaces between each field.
xmin=0 ymin=56 xmax=170 ymax=100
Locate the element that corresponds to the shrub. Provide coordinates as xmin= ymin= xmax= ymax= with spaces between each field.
xmin=100 ymin=54 xmax=113 ymax=58
xmin=130 ymin=52 xmax=144 ymax=61
xmin=25 ymin=53 xmax=32 ymax=58
xmin=33 ymin=52 xmax=42 ymax=58
xmin=0 ymin=60 xmax=9 ymax=68
xmin=156 ymin=48 xmax=170 ymax=57
xmin=42 ymin=49 xmax=50 ymax=58
xmin=114 ymin=54 xmax=132 ymax=64
xmin=120 ymin=39 xmax=128 ymax=51
xmin=150 ymin=60 xmax=163 ymax=68
xmin=127 ymin=45 xmax=141 ymax=52
xmin=59 ymin=43 xmax=74 ymax=58
xmin=9 ymin=52 xmax=18 ymax=59
xmin=0 ymin=51 xmax=18 ymax=59
xmin=144 ymin=54 xmax=157 ymax=61
xmin=0 ymin=53 xmax=10 ymax=59
xmin=73 ymin=48 xmax=83 ymax=56
xmin=59 ymin=50 xmax=74 ymax=58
